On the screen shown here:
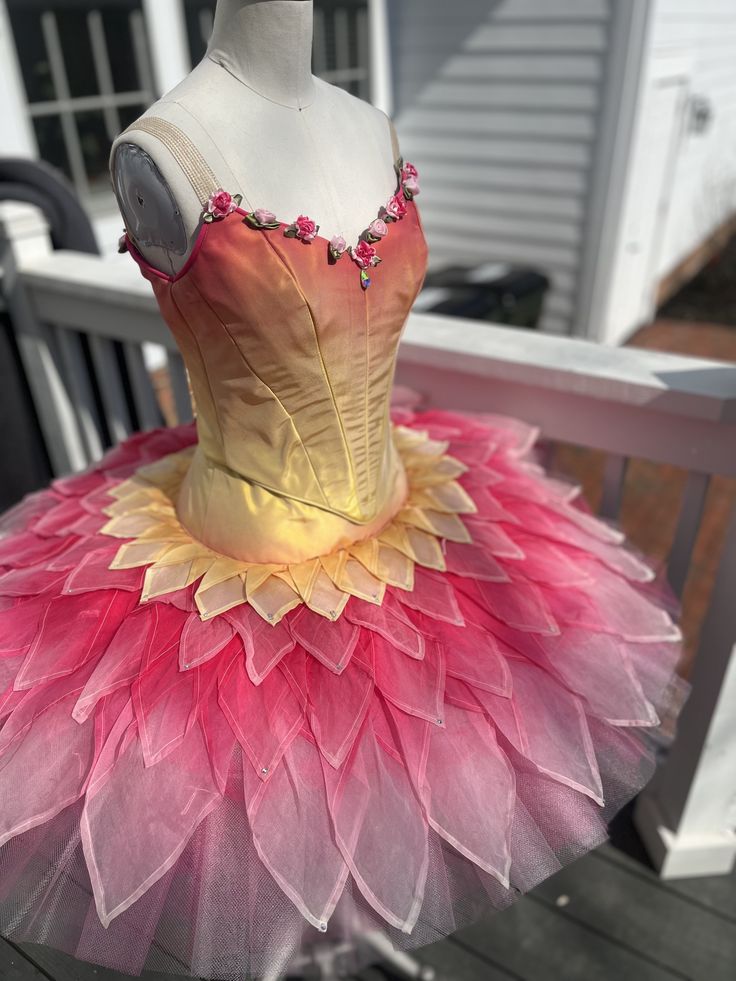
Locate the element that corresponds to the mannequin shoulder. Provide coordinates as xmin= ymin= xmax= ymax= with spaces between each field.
xmin=109 ymin=101 xmax=206 ymax=274
xmin=315 ymin=78 xmax=398 ymax=153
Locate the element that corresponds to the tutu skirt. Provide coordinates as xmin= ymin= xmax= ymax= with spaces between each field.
xmin=0 ymin=406 xmax=686 ymax=979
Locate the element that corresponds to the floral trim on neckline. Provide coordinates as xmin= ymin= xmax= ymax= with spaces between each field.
xmin=200 ymin=157 xmax=420 ymax=290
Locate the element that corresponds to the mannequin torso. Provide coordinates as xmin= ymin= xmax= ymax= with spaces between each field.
xmin=110 ymin=0 xmax=400 ymax=278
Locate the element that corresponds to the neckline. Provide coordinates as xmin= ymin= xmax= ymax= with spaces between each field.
xmin=123 ymin=158 xmax=418 ymax=286
xmin=234 ymin=153 xmax=405 ymax=252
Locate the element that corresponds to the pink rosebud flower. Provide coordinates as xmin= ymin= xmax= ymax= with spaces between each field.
xmin=253 ymin=208 xmax=277 ymax=225
xmin=207 ymin=189 xmax=236 ymax=218
xmin=401 ymin=162 xmax=418 ymax=181
xmin=403 ymin=176 xmax=420 ymax=196
xmin=351 ymin=239 xmax=378 ymax=269
xmin=329 ymin=235 xmax=347 ymax=255
xmin=294 ymin=214 xmax=317 ymax=242
xmin=383 ymin=193 xmax=408 ymax=221
xmin=368 ymin=218 xmax=388 ymax=238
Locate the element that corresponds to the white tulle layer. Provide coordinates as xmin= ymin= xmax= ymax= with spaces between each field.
xmin=0 ymin=407 xmax=688 ymax=978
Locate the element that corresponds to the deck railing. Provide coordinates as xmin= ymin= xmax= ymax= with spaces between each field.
xmin=2 ymin=200 xmax=735 ymax=882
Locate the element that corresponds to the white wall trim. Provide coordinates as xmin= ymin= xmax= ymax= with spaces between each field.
xmin=367 ymin=0 xmax=393 ymax=114
xmin=142 ymin=0 xmax=191 ymax=99
xmin=0 ymin=0 xmax=37 ymax=157
xmin=573 ymin=0 xmax=655 ymax=342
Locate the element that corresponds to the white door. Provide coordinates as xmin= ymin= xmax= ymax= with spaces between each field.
xmin=599 ymin=61 xmax=690 ymax=345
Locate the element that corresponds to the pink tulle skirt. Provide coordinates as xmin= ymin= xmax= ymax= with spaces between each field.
xmin=0 ymin=407 xmax=687 ymax=979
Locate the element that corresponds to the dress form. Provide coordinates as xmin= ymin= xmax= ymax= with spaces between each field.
xmin=110 ymin=0 xmax=400 ymax=278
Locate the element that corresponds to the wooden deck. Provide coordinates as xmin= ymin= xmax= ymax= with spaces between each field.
xmin=2 ymin=808 xmax=734 ymax=981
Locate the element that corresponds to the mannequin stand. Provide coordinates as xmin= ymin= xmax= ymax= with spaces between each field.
xmin=267 ymin=931 xmax=436 ymax=981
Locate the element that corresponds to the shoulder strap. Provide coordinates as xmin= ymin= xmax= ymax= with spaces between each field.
xmin=119 ymin=115 xmax=221 ymax=206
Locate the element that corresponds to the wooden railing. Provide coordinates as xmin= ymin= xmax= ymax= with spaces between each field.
xmin=2 ymin=201 xmax=735 ymax=882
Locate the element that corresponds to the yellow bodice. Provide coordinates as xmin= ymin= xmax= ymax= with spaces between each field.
xmin=126 ymin=198 xmax=429 ymax=565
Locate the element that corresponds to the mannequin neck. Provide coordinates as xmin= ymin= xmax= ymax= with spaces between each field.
xmin=206 ymin=0 xmax=316 ymax=109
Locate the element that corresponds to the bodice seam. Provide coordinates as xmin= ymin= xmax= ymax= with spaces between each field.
xmin=189 ymin=274 xmax=337 ymax=512
xmin=257 ymin=231 xmax=369 ymax=514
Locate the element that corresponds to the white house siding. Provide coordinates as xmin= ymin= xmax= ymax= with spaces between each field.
xmin=649 ymin=0 xmax=736 ymax=280
xmin=388 ymin=0 xmax=614 ymax=335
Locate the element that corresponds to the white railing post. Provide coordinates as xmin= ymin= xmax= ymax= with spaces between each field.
xmin=0 ymin=204 xmax=87 ymax=475
xmin=634 ymin=503 xmax=736 ymax=879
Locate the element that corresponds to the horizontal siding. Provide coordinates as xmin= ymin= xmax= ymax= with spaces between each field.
xmin=492 ymin=0 xmax=609 ymax=18
xmin=402 ymin=106 xmax=597 ymax=139
xmin=650 ymin=0 xmax=736 ymax=277
xmin=442 ymin=53 xmax=604 ymax=82
xmin=417 ymin=160 xmax=590 ymax=195
xmin=420 ymin=78 xmax=601 ymax=110
xmin=467 ymin=24 xmax=608 ymax=52
xmin=390 ymin=0 xmax=612 ymax=334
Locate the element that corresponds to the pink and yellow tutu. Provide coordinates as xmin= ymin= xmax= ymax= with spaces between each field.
xmin=0 ymin=144 xmax=686 ymax=979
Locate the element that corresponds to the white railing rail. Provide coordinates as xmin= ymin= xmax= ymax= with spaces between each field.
xmin=1 ymin=202 xmax=735 ymax=881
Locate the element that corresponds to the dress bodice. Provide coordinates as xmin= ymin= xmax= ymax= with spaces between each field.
xmin=121 ymin=121 xmax=429 ymax=564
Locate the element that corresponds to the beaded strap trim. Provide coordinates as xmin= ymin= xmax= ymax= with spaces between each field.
xmin=121 ymin=116 xmax=220 ymax=206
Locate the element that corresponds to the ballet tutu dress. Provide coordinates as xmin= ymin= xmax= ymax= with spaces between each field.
xmin=0 ymin=120 xmax=687 ymax=980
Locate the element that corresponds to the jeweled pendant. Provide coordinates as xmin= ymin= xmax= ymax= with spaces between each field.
xmin=360 ymin=268 xmax=371 ymax=289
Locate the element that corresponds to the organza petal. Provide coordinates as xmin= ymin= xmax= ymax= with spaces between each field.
xmin=0 ymin=662 xmax=95 ymax=758
xmin=396 ymin=567 xmax=464 ymax=626
xmin=423 ymin=701 xmax=514 ymax=885
xmin=443 ymin=540 xmax=510 ymax=582
xmin=62 ymin=547 xmax=146 ymax=594
xmin=72 ymin=604 xmax=157 ymax=723
xmin=306 ymin=655 xmax=373 ymax=768
xmin=225 ymin=605 xmax=295 ymax=685
xmin=0 ymin=688 xmax=95 ymax=847
xmin=535 ymin=628 xmax=658 ymax=726
xmin=458 ymin=577 xmax=559 ymax=635
xmin=322 ymin=713 xmax=428 ymax=932
xmin=15 ymin=591 xmax=136 ymax=691
xmin=371 ymin=633 xmax=445 ymax=725
xmin=0 ymin=531 xmax=74 ymax=568
xmin=132 ymin=640 xmax=203 ymax=766
xmin=288 ymin=606 xmax=359 ymax=674
xmin=443 ymin=620 xmax=511 ymax=695
xmin=178 ymin=611 xmax=235 ymax=671
xmin=0 ymin=566 xmax=67 ymax=597
xmin=0 ymin=597 xmax=45 ymax=654
xmin=480 ymin=659 xmax=604 ymax=804
xmin=345 ymin=592 xmax=425 ymax=660
xmin=81 ymin=721 xmax=219 ymax=927
xmin=218 ymin=654 xmax=303 ymax=780
xmin=244 ymin=733 xmax=349 ymax=931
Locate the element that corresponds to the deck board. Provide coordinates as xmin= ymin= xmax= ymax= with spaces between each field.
xmin=0 ymin=939 xmax=50 ymax=981
xmin=533 ymin=852 xmax=735 ymax=979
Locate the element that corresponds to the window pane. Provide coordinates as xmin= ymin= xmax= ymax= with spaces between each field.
xmin=183 ymin=0 xmax=370 ymax=98
xmin=118 ymin=102 xmax=148 ymax=132
xmin=6 ymin=4 xmax=53 ymax=104
xmin=31 ymin=114 xmax=70 ymax=182
xmin=104 ymin=6 xmax=147 ymax=93
xmin=76 ymin=109 xmax=113 ymax=194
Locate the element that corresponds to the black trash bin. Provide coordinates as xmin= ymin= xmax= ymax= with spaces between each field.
xmin=416 ymin=262 xmax=550 ymax=328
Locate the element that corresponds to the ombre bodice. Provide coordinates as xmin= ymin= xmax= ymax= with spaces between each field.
xmin=124 ymin=176 xmax=429 ymax=565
